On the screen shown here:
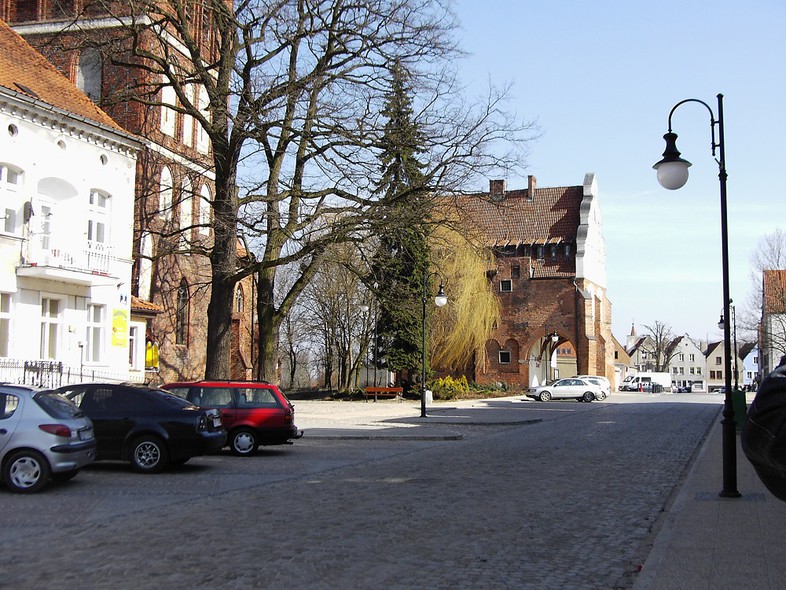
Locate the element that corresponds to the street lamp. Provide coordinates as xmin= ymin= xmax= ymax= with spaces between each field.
xmin=718 ymin=300 xmax=738 ymax=391
xmin=421 ymin=273 xmax=447 ymax=417
xmin=653 ymin=93 xmax=740 ymax=498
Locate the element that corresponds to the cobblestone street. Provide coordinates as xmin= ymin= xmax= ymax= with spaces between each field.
xmin=0 ymin=398 xmax=719 ymax=589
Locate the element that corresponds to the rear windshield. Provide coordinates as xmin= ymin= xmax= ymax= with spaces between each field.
xmin=147 ymin=388 xmax=194 ymax=409
xmin=35 ymin=391 xmax=84 ymax=419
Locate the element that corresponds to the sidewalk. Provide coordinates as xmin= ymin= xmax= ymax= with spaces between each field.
xmin=633 ymin=417 xmax=786 ymax=590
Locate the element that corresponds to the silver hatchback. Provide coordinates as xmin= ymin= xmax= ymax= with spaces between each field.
xmin=0 ymin=384 xmax=96 ymax=493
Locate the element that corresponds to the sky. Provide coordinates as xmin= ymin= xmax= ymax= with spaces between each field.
xmin=452 ymin=0 xmax=786 ymax=344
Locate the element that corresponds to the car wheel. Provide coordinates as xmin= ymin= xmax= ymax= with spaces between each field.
xmin=230 ymin=428 xmax=258 ymax=456
xmin=130 ymin=436 xmax=168 ymax=473
xmin=595 ymin=391 xmax=607 ymax=401
xmin=3 ymin=450 xmax=51 ymax=493
xmin=51 ymin=469 xmax=80 ymax=482
xmin=538 ymin=391 xmax=551 ymax=402
xmin=582 ymin=391 xmax=595 ymax=403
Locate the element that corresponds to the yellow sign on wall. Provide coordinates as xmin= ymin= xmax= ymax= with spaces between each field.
xmin=112 ymin=308 xmax=128 ymax=347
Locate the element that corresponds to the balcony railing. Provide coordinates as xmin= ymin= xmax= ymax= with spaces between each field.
xmin=24 ymin=240 xmax=114 ymax=275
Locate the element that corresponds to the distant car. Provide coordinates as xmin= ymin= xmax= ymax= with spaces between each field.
xmin=162 ymin=380 xmax=303 ymax=456
xmin=55 ymin=383 xmax=225 ymax=473
xmin=526 ymin=378 xmax=602 ymax=402
xmin=1 ymin=384 xmax=95 ymax=493
xmin=572 ymin=375 xmax=611 ymax=400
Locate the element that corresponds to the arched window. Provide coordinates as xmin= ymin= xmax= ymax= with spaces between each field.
xmin=179 ymin=176 xmax=192 ymax=247
xmin=76 ymin=48 xmax=102 ymax=102
xmin=198 ymin=183 xmax=211 ymax=235
xmin=176 ymin=279 xmax=189 ymax=345
xmin=235 ymin=285 xmax=244 ymax=314
xmin=160 ymin=81 xmax=177 ymax=136
xmin=159 ymin=167 xmax=173 ymax=220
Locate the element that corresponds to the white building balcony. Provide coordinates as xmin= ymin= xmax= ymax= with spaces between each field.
xmin=18 ymin=239 xmax=119 ymax=286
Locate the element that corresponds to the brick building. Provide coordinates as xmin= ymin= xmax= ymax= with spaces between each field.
xmin=454 ymin=174 xmax=614 ymax=389
xmin=5 ymin=1 xmax=255 ymax=383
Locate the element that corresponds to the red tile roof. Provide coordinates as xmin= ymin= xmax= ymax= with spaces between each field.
xmin=131 ymin=296 xmax=163 ymax=315
xmin=450 ymin=185 xmax=583 ymax=248
xmin=0 ymin=18 xmax=122 ymax=131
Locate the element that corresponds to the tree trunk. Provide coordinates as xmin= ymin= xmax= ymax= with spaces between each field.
xmin=256 ymin=267 xmax=281 ymax=383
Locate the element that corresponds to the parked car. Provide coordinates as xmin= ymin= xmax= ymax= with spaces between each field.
xmin=162 ymin=380 xmax=303 ymax=456
xmin=55 ymin=383 xmax=225 ymax=473
xmin=1 ymin=384 xmax=95 ymax=493
xmin=526 ymin=378 xmax=602 ymax=402
xmin=572 ymin=375 xmax=611 ymax=400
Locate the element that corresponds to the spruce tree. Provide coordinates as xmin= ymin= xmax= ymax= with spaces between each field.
xmin=371 ymin=62 xmax=432 ymax=387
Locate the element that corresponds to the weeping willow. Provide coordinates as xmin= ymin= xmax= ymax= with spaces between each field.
xmin=429 ymin=225 xmax=499 ymax=373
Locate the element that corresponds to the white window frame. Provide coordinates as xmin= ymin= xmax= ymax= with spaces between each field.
xmin=179 ymin=176 xmax=193 ymax=248
xmin=85 ymin=303 xmax=105 ymax=363
xmin=40 ymin=296 xmax=63 ymax=360
xmin=0 ymin=293 xmax=10 ymax=357
xmin=182 ymin=84 xmax=195 ymax=147
xmin=0 ymin=163 xmax=23 ymax=235
xmin=196 ymin=85 xmax=210 ymax=154
xmin=198 ymin=184 xmax=211 ymax=235
xmin=499 ymin=350 xmax=511 ymax=364
xmin=499 ymin=279 xmax=512 ymax=293
xmin=87 ymin=189 xmax=110 ymax=247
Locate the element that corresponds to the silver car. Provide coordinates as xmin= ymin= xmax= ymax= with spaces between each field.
xmin=526 ymin=378 xmax=602 ymax=403
xmin=573 ymin=375 xmax=611 ymax=400
xmin=0 ymin=384 xmax=96 ymax=493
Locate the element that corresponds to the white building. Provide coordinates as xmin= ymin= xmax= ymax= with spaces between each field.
xmin=0 ymin=20 xmax=142 ymax=385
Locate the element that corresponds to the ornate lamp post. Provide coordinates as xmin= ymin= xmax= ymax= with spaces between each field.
xmin=653 ymin=93 xmax=740 ymax=498
xmin=421 ymin=273 xmax=447 ymax=417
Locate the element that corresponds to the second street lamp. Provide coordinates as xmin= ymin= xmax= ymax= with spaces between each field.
xmin=421 ymin=274 xmax=447 ymax=418
xmin=653 ymin=93 xmax=740 ymax=498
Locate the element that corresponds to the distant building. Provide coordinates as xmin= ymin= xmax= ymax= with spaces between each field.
xmin=739 ymin=342 xmax=760 ymax=391
xmin=451 ymin=174 xmax=614 ymax=389
xmin=666 ymin=334 xmax=706 ymax=391
xmin=760 ymin=269 xmax=786 ymax=376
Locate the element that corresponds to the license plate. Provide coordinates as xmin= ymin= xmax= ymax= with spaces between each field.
xmin=78 ymin=427 xmax=94 ymax=441
xmin=212 ymin=417 xmax=222 ymax=428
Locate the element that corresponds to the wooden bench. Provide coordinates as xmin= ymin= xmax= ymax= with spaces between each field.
xmin=362 ymin=386 xmax=404 ymax=402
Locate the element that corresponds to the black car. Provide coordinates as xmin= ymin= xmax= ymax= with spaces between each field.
xmin=55 ymin=383 xmax=226 ymax=473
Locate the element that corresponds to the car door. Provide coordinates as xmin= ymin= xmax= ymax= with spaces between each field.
xmin=64 ymin=385 xmax=134 ymax=459
xmin=200 ymin=387 xmax=236 ymax=430
xmin=553 ymin=379 xmax=580 ymax=398
xmin=0 ymin=392 xmax=22 ymax=455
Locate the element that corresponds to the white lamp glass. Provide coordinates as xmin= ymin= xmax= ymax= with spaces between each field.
xmin=656 ymin=161 xmax=691 ymax=190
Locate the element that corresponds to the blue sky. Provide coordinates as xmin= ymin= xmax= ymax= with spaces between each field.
xmin=452 ymin=0 xmax=786 ymax=344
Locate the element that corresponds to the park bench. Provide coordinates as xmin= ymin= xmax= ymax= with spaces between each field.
xmin=362 ymin=386 xmax=403 ymax=402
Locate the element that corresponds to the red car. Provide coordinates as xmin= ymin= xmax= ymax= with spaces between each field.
xmin=162 ymin=381 xmax=303 ymax=456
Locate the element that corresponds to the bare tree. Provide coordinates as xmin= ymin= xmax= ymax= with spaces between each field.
xmin=743 ymin=228 xmax=786 ymax=335
xmin=643 ymin=321 xmax=678 ymax=372
xmin=62 ymin=0 xmax=533 ymax=381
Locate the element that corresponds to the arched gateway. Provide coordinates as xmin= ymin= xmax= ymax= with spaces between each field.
xmin=455 ymin=174 xmax=614 ymax=390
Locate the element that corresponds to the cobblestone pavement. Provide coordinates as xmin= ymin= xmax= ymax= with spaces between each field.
xmin=0 ymin=397 xmax=719 ymax=589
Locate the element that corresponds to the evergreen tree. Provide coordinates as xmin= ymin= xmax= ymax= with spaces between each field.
xmin=371 ymin=63 xmax=432 ymax=384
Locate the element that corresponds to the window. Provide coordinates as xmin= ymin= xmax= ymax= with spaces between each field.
xmin=679 ymin=367 xmax=684 ymax=375
xmin=159 ymin=167 xmax=173 ymax=219
xmin=0 ymin=393 xmax=19 ymax=420
xmin=511 ymin=265 xmax=520 ymax=279
xmin=696 ymin=367 xmax=702 ymax=375
xmin=235 ymin=285 xmax=244 ymax=313
xmin=690 ymin=367 xmax=695 ymax=374
xmin=85 ymin=304 xmax=104 ymax=363
xmin=0 ymin=164 xmax=22 ymax=235
xmin=182 ymin=85 xmax=195 ymax=147
xmin=678 ymin=353 xmax=684 ymax=361
xmin=176 ymin=280 xmax=189 ymax=345
xmin=138 ymin=232 xmax=153 ymax=300
xmin=196 ymin=85 xmax=210 ymax=154
xmin=715 ymin=356 xmax=722 ymax=365
xmin=0 ymin=293 xmax=10 ymax=357
xmin=499 ymin=351 xmax=511 ymax=364
xmin=40 ymin=297 xmax=61 ymax=359
xmin=754 ymin=356 xmax=758 ymax=365
xmin=689 ymin=353 xmax=695 ymax=362
xmin=87 ymin=190 xmax=110 ymax=248
xmin=76 ymin=48 xmax=102 ymax=102
xmin=499 ymin=279 xmax=512 ymax=293
xmin=179 ymin=176 xmax=193 ymax=247
xmin=198 ymin=184 xmax=211 ymax=234
xmin=129 ymin=324 xmax=139 ymax=369
xmin=672 ymin=367 xmax=678 ymax=373
xmin=160 ymin=83 xmax=177 ymax=136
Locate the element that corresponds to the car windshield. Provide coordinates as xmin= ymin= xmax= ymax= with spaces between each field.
xmin=34 ymin=391 xmax=84 ymax=418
